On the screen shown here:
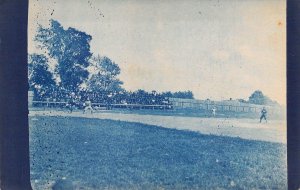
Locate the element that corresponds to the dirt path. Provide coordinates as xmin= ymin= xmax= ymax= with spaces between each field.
xmin=29 ymin=110 xmax=286 ymax=144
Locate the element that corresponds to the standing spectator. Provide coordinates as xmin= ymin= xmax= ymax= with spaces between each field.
xmin=66 ymin=95 xmax=75 ymax=113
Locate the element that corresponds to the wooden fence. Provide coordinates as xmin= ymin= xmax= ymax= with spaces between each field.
xmin=31 ymin=99 xmax=283 ymax=115
xmin=31 ymin=101 xmax=173 ymax=110
xmin=169 ymin=98 xmax=283 ymax=115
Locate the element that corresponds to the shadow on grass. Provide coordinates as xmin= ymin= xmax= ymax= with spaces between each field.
xmin=29 ymin=116 xmax=287 ymax=190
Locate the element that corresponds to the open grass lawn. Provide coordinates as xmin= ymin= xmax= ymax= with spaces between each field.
xmin=29 ymin=116 xmax=287 ymax=190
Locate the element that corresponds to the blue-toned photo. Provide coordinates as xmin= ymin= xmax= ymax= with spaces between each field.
xmin=28 ymin=0 xmax=287 ymax=189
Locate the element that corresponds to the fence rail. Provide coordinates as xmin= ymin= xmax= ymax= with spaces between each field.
xmin=31 ymin=100 xmax=283 ymax=115
xmin=169 ymin=99 xmax=283 ymax=115
xmin=31 ymin=101 xmax=173 ymax=110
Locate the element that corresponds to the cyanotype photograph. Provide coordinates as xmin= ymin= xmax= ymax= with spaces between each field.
xmin=27 ymin=0 xmax=286 ymax=189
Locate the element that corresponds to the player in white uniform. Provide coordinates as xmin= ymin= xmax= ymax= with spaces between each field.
xmin=212 ymin=107 xmax=217 ymax=117
xmin=83 ymin=98 xmax=93 ymax=114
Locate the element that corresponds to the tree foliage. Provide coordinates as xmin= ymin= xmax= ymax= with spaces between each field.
xmin=35 ymin=19 xmax=92 ymax=92
xmin=88 ymin=56 xmax=123 ymax=94
xmin=30 ymin=19 xmax=195 ymax=105
xmin=28 ymin=54 xmax=56 ymax=100
xmin=162 ymin=91 xmax=194 ymax=99
xmin=248 ymin=90 xmax=277 ymax=105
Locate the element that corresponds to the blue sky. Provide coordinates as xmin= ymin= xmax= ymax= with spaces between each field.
xmin=28 ymin=0 xmax=286 ymax=105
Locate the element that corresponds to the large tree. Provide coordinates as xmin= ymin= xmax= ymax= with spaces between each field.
xmin=248 ymin=90 xmax=277 ymax=105
xmin=35 ymin=19 xmax=92 ymax=93
xmin=88 ymin=56 xmax=123 ymax=95
xmin=28 ymin=54 xmax=56 ymax=100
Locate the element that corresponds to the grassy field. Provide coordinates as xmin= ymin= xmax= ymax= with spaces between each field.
xmin=29 ymin=116 xmax=287 ymax=190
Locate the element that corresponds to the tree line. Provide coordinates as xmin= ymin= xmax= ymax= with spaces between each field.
xmin=29 ymin=20 xmax=277 ymax=106
xmin=28 ymin=20 xmax=194 ymax=105
xmin=247 ymin=90 xmax=279 ymax=106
